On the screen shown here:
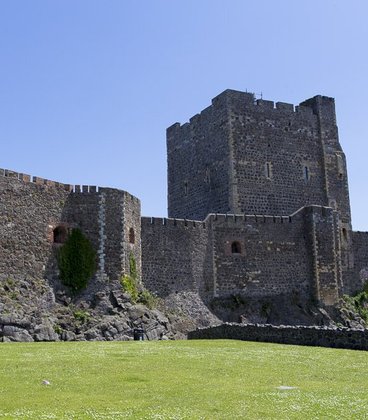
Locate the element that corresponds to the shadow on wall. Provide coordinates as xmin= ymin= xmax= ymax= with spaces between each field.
xmin=44 ymin=191 xmax=101 ymax=298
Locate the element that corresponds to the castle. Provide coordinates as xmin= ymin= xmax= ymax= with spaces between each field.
xmin=1 ymin=89 xmax=368 ymax=310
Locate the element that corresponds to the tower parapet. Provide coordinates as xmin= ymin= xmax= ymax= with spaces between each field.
xmin=0 ymin=169 xmax=141 ymax=286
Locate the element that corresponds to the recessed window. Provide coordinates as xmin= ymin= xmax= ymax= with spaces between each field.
xmin=342 ymin=228 xmax=348 ymax=243
xmin=231 ymin=241 xmax=241 ymax=254
xmin=53 ymin=226 xmax=67 ymax=244
xmin=129 ymin=228 xmax=135 ymax=244
xmin=205 ymin=168 xmax=210 ymax=184
xmin=303 ymin=166 xmax=310 ymax=181
xmin=265 ymin=162 xmax=272 ymax=179
xmin=184 ymin=181 xmax=188 ymax=196
xmin=336 ymin=154 xmax=344 ymax=179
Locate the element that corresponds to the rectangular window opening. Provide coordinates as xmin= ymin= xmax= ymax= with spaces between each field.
xmin=205 ymin=168 xmax=210 ymax=184
xmin=265 ymin=162 xmax=272 ymax=179
xmin=304 ymin=166 xmax=310 ymax=181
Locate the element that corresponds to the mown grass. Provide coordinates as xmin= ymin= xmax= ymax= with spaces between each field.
xmin=0 ymin=340 xmax=367 ymax=419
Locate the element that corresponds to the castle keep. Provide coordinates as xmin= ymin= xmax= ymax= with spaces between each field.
xmin=1 ymin=89 xmax=368 ymax=311
xmin=142 ymin=89 xmax=368 ymax=306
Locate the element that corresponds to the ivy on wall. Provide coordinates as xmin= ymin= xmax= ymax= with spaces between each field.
xmin=57 ymin=228 xmax=96 ymax=293
xmin=120 ymin=254 xmax=139 ymax=302
xmin=120 ymin=254 xmax=157 ymax=308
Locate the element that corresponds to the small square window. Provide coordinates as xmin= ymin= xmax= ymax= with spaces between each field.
xmin=231 ymin=241 xmax=241 ymax=254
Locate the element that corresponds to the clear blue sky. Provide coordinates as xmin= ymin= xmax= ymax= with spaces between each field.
xmin=0 ymin=1 xmax=367 ymax=230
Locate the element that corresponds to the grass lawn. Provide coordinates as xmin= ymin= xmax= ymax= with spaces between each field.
xmin=0 ymin=340 xmax=367 ymax=419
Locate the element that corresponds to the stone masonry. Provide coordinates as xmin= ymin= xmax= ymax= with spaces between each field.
xmin=0 ymin=170 xmax=141 ymax=285
xmin=167 ymin=90 xmax=350 ymax=225
xmin=1 ymin=88 xmax=368 ymax=322
xmin=142 ymin=206 xmax=343 ymax=306
xmin=143 ymin=89 xmax=368 ymax=307
xmin=188 ymin=323 xmax=368 ymax=351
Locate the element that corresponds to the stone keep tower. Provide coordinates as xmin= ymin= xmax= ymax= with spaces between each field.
xmin=168 ymin=89 xmax=350 ymax=222
xmin=167 ymin=89 xmax=353 ymax=268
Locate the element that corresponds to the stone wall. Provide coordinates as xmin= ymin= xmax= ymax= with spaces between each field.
xmin=141 ymin=217 xmax=211 ymax=297
xmin=300 ymin=96 xmax=351 ymax=225
xmin=141 ymin=206 xmax=343 ymax=306
xmin=304 ymin=206 xmax=342 ymax=305
xmin=121 ymin=190 xmax=142 ymax=280
xmin=188 ymin=323 xmax=368 ymax=351
xmin=49 ymin=189 xmax=100 ymax=281
xmin=0 ymin=171 xmax=71 ymax=281
xmin=210 ymin=206 xmax=342 ymax=304
xmin=351 ymin=231 xmax=368 ymax=291
xmin=98 ymin=188 xmax=141 ymax=282
xmin=209 ymin=210 xmax=313 ymax=299
xmin=228 ymin=91 xmax=327 ymax=216
xmin=0 ymin=169 xmax=141 ymax=285
xmin=167 ymin=99 xmax=231 ymax=221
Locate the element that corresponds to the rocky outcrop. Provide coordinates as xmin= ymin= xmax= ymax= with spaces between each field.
xmin=0 ymin=277 xmax=172 ymax=342
xmin=1 ymin=275 xmax=366 ymax=342
xmin=158 ymin=290 xmax=367 ymax=338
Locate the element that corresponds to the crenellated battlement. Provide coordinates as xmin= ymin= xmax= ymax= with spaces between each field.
xmin=142 ymin=205 xmax=334 ymax=232
xmin=0 ymin=168 xmax=74 ymax=191
xmin=142 ymin=213 xmax=294 ymax=230
xmin=0 ymin=167 xmax=139 ymax=202
xmin=167 ymin=89 xmax=323 ymax=135
xmin=205 ymin=205 xmax=334 ymax=226
xmin=141 ymin=216 xmax=206 ymax=229
xmin=206 ymin=213 xmax=293 ymax=225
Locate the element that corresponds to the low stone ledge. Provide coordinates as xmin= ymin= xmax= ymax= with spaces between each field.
xmin=187 ymin=323 xmax=368 ymax=351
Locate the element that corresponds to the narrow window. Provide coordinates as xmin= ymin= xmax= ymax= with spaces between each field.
xmin=304 ymin=166 xmax=310 ymax=181
xmin=265 ymin=162 xmax=272 ymax=179
xmin=53 ymin=226 xmax=67 ymax=244
xmin=129 ymin=228 xmax=135 ymax=244
xmin=205 ymin=168 xmax=210 ymax=184
xmin=184 ymin=181 xmax=188 ymax=196
xmin=336 ymin=154 xmax=344 ymax=179
xmin=342 ymin=228 xmax=348 ymax=244
xmin=231 ymin=241 xmax=241 ymax=254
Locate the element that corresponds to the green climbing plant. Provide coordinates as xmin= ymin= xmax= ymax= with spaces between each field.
xmin=57 ymin=228 xmax=96 ymax=293
xmin=120 ymin=254 xmax=157 ymax=308
xmin=120 ymin=253 xmax=139 ymax=302
xmin=342 ymin=291 xmax=368 ymax=323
